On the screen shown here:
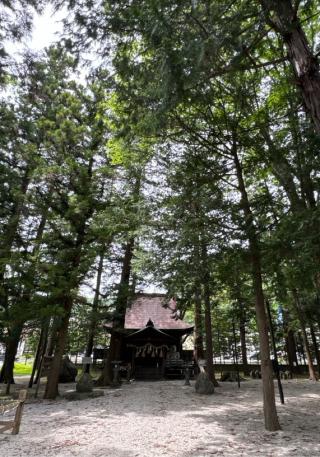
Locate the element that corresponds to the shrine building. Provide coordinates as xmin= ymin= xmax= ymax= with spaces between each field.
xmin=106 ymin=293 xmax=194 ymax=380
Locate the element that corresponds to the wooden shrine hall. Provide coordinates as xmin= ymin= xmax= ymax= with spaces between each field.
xmin=106 ymin=293 xmax=194 ymax=380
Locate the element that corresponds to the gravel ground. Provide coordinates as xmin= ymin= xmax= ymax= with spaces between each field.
xmin=1 ymin=378 xmax=320 ymax=457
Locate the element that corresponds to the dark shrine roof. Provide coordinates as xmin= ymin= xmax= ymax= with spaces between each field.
xmin=124 ymin=293 xmax=194 ymax=332
xmin=125 ymin=323 xmax=176 ymax=344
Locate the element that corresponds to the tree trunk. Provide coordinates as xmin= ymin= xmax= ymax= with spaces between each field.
xmin=98 ymin=238 xmax=135 ymax=385
xmin=297 ymin=331 xmax=307 ymax=366
xmin=44 ymin=218 xmax=90 ymax=399
xmin=261 ymin=0 xmax=320 ymax=133
xmin=235 ymin=279 xmax=249 ymax=375
xmin=85 ymin=250 xmax=105 ymax=373
xmin=193 ymin=285 xmax=204 ymax=361
xmin=239 ymin=310 xmax=249 ymax=376
xmin=43 ymin=150 xmax=95 ymax=398
xmin=282 ymin=307 xmax=299 ymax=374
xmin=291 ymin=289 xmax=318 ymax=381
xmin=29 ymin=320 xmax=49 ymax=387
xmin=44 ymin=298 xmax=73 ymax=399
xmin=286 ymin=328 xmax=299 ymax=374
xmin=309 ymin=322 xmax=320 ymax=377
xmin=262 ymin=128 xmax=306 ymax=211
xmin=1 ymin=202 xmax=48 ymax=387
xmin=0 ymin=169 xmax=30 ymax=314
xmin=203 ymin=288 xmax=218 ymax=386
xmin=192 ymin=241 xmax=204 ymax=363
xmin=232 ymin=140 xmax=281 ymax=431
xmin=201 ymin=242 xmax=219 ymax=387
xmin=45 ymin=317 xmax=60 ymax=357
xmin=0 ymin=322 xmax=24 ymax=385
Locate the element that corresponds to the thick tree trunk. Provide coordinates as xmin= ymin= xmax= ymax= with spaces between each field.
xmin=261 ymin=0 xmax=320 ymax=133
xmin=232 ymin=141 xmax=281 ymax=431
xmin=192 ymin=242 xmax=204 ymax=362
xmin=291 ymin=290 xmax=318 ymax=381
xmin=0 ymin=322 xmax=24 ymax=385
xmin=44 ymin=298 xmax=73 ymax=399
xmin=194 ymin=285 xmax=204 ymax=361
xmin=98 ymin=238 xmax=135 ymax=385
xmin=203 ymin=289 xmax=218 ymax=386
xmin=45 ymin=318 xmax=60 ymax=357
xmin=44 ymin=217 xmax=90 ymax=398
xmin=43 ymin=151 xmax=95 ymax=398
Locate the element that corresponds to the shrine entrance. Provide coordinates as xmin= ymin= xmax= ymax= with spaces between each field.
xmin=126 ymin=320 xmax=175 ymax=380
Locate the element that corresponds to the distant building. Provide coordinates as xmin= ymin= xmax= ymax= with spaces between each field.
xmin=105 ymin=293 xmax=194 ymax=379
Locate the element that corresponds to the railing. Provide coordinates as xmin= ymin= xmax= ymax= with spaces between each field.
xmin=0 ymin=389 xmax=27 ymax=435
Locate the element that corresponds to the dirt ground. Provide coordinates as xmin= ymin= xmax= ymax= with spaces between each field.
xmin=0 ymin=378 xmax=319 ymax=457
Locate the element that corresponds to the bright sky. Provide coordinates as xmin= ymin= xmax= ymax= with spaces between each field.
xmin=5 ymin=5 xmax=64 ymax=56
xmin=31 ymin=6 xmax=65 ymax=50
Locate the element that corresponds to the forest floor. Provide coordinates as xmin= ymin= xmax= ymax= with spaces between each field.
xmin=0 ymin=377 xmax=319 ymax=457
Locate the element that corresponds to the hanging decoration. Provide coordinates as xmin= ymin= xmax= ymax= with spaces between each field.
xmin=128 ymin=344 xmax=169 ymax=358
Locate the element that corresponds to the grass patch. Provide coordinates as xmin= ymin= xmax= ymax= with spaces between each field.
xmin=13 ymin=362 xmax=33 ymax=376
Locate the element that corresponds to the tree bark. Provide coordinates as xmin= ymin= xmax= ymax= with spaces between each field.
xmin=234 ymin=278 xmax=249 ymax=375
xmin=291 ymin=289 xmax=318 ymax=381
xmin=193 ymin=284 xmax=204 ymax=361
xmin=1 ymin=199 xmax=48 ymax=386
xmin=43 ymin=151 xmax=96 ymax=399
xmin=281 ymin=306 xmax=299 ymax=374
xmin=0 ymin=322 xmax=24 ymax=385
xmin=98 ymin=238 xmax=135 ymax=385
xmin=261 ymin=0 xmax=320 ymax=133
xmin=29 ymin=319 xmax=49 ymax=387
xmin=309 ymin=322 xmax=320 ymax=377
xmin=201 ymin=242 xmax=219 ymax=387
xmin=232 ymin=140 xmax=281 ymax=431
xmin=44 ymin=298 xmax=73 ymax=399
xmin=262 ymin=129 xmax=306 ymax=212
xmin=239 ymin=308 xmax=249 ymax=376
xmin=0 ymin=168 xmax=30 ymax=315
xmin=45 ymin=318 xmax=60 ymax=357
xmin=286 ymin=328 xmax=299 ymax=374
xmin=193 ymin=242 xmax=204 ymax=362
xmin=85 ymin=250 xmax=105 ymax=373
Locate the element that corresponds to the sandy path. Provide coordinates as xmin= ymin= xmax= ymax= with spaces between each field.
xmin=0 ymin=379 xmax=319 ymax=457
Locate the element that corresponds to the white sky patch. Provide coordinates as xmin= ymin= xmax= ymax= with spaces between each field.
xmin=4 ymin=5 xmax=65 ymax=57
xmin=31 ymin=6 xmax=65 ymax=50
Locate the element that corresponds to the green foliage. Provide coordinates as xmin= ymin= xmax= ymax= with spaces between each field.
xmin=13 ymin=362 xmax=33 ymax=376
xmin=2 ymin=0 xmax=320 ymax=379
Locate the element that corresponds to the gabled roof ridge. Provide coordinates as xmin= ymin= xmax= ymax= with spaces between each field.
xmin=124 ymin=293 xmax=194 ymax=332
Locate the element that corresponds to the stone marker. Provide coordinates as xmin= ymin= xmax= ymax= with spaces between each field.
xmin=59 ymin=356 xmax=78 ymax=383
xmin=195 ymin=372 xmax=215 ymax=395
xmin=76 ymin=373 xmax=93 ymax=393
